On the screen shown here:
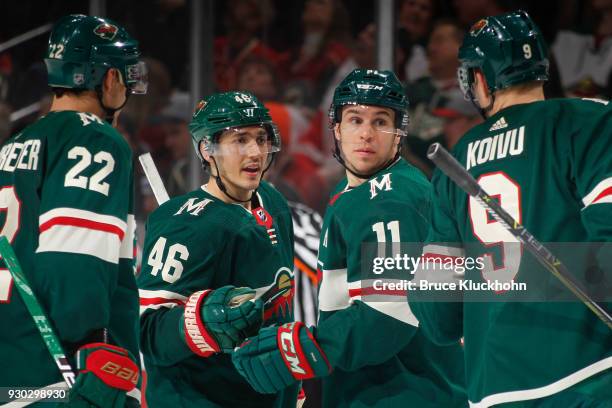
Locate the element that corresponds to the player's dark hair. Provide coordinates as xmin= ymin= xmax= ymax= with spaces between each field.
xmin=51 ymin=87 xmax=89 ymax=98
xmin=501 ymin=80 xmax=545 ymax=94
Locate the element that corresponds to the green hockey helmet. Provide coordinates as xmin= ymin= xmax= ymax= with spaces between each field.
xmin=329 ymin=69 xmax=409 ymax=135
xmin=188 ymin=91 xmax=281 ymax=160
xmin=45 ymin=14 xmax=147 ymax=94
xmin=457 ymin=10 xmax=549 ymax=99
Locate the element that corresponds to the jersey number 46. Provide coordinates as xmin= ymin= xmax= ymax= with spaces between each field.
xmin=147 ymin=237 xmax=189 ymax=284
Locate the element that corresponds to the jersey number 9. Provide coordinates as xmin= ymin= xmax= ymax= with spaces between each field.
xmin=469 ymin=172 xmax=523 ymax=288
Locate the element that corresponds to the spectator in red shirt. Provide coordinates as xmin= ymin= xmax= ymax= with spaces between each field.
xmin=214 ymin=0 xmax=282 ymax=91
xmin=284 ymin=0 xmax=352 ymax=107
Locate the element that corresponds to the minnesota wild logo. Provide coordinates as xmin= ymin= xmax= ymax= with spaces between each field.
xmin=93 ymin=23 xmax=118 ymax=41
xmin=261 ymin=267 xmax=294 ymax=322
xmin=194 ymin=100 xmax=207 ymax=116
xmin=469 ymin=19 xmax=488 ymax=36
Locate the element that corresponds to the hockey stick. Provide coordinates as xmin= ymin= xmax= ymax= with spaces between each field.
xmin=139 ymin=152 xmax=170 ymax=205
xmin=0 ymin=237 xmax=76 ymax=386
xmin=427 ymin=143 xmax=612 ymax=330
xmin=138 ymin=153 xmax=287 ymax=308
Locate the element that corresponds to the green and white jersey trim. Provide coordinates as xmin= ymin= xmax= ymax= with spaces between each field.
xmin=581 ymin=176 xmax=612 ymax=208
xmin=469 ymin=356 xmax=612 ymax=407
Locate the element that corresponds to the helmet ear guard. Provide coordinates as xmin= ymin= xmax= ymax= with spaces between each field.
xmin=457 ymin=66 xmax=473 ymax=99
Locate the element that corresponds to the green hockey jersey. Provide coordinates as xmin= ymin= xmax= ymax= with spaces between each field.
xmin=316 ymin=158 xmax=467 ymax=408
xmin=410 ymin=98 xmax=612 ymax=407
xmin=0 ymin=111 xmax=139 ymax=401
xmin=138 ymin=181 xmax=299 ymax=407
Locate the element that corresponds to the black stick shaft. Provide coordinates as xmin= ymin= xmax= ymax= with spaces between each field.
xmin=427 ymin=143 xmax=612 ymax=330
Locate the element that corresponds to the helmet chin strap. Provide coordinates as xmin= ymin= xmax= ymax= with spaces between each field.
xmin=466 ymin=74 xmax=495 ymax=120
xmin=95 ymin=69 xmax=131 ymax=123
xmin=96 ymin=86 xmax=130 ymax=123
xmin=332 ymin=136 xmax=401 ymax=182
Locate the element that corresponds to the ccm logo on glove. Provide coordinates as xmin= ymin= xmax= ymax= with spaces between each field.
xmin=279 ymin=324 xmax=307 ymax=376
xmin=278 ymin=322 xmax=319 ymax=379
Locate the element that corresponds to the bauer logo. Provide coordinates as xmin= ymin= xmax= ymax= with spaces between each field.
xmin=93 ymin=23 xmax=119 ymax=41
xmin=100 ymin=361 xmax=139 ymax=384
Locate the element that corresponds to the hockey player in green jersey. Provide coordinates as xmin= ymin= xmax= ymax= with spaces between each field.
xmin=232 ymin=69 xmax=467 ymax=407
xmin=138 ymin=91 xmax=300 ymax=407
xmin=0 ymin=15 xmax=147 ymax=407
xmin=409 ymin=10 xmax=612 ymax=407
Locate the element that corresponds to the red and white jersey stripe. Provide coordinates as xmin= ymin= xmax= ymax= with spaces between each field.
xmin=37 ymin=207 xmax=128 ymax=264
xmin=582 ymin=177 xmax=612 ymax=208
xmin=318 ymin=266 xmax=418 ymax=326
xmin=348 ymin=280 xmax=418 ymax=326
xmin=139 ymin=289 xmax=187 ymax=315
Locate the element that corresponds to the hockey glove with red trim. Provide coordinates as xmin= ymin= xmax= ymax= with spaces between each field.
xmin=232 ymin=322 xmax=332 ymax=394
xmin=67 ymin=343 xmax=139 ymax=407
xmin=182 ymin=285 xmax=264 ymax=356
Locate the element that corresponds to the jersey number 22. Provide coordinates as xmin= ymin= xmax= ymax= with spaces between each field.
xmin=0 ymin=186 xmax=20 ymax=302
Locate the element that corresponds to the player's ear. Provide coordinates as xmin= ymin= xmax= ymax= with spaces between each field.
xmin=334 ymin=123 xmax=341 ymax=141
xmin=200 ymin=143 xmax=211 ymax=163
xmin=474 ymin=69 xmax=489 ymax=95
xmin=102 ymin=68 xmax=124 ymax=96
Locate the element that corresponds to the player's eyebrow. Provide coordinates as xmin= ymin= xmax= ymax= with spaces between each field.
xmin=344 ymin=108 xmax=391 ymax=117
xmin=343 ymin=108 xmax=364 ymax=116
xmin=235 ymin=129 xmax=267 ymax=137
xmin=372 ymin=109 xmax=392 ymax=117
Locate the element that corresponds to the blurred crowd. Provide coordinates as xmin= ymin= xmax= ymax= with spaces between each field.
xmin=0 ymin=0 xmax=611 ymax=224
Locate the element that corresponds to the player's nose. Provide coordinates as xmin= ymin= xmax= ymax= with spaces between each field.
xmin=359 ymin=124 xmax=376 ymax=141
xmin=244 ymin=139 xmax=265 ymax=157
